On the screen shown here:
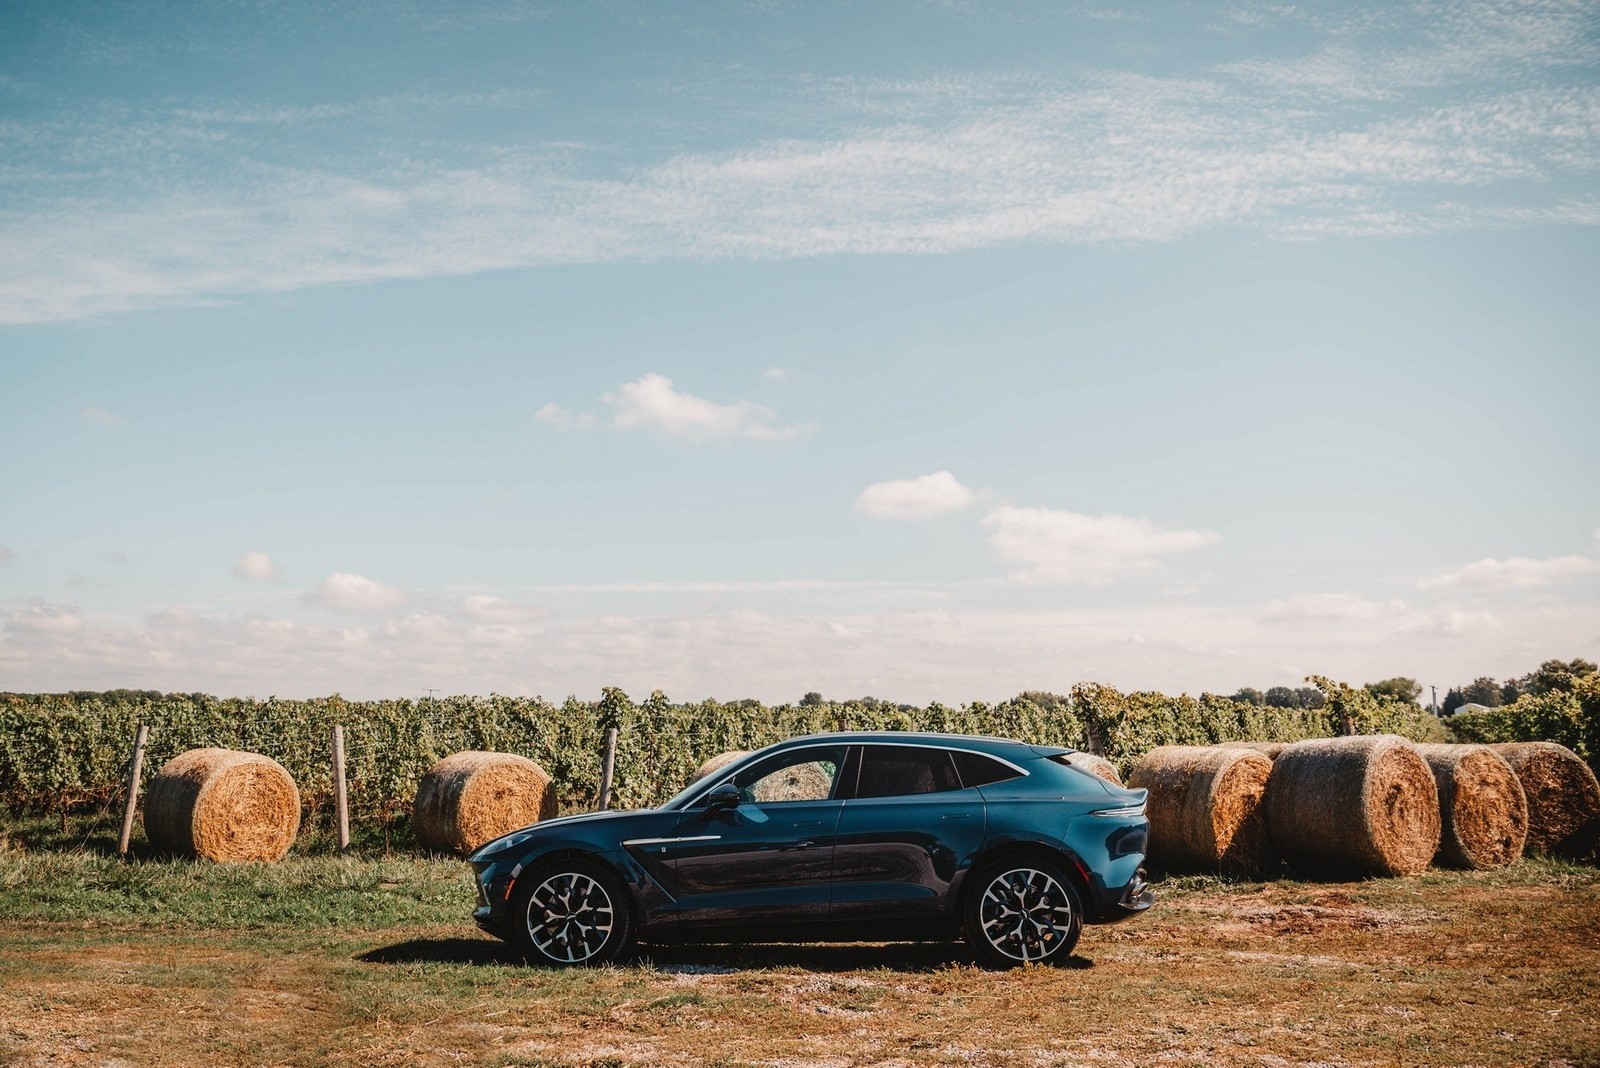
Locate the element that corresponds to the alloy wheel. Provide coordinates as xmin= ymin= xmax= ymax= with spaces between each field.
xmin=977 ymin=867 xmax=1075 ymax=964
xmin=524 ymin=871 xmax=616 ymax=964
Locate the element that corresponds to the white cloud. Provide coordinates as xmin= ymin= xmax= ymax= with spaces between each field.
xmin=982 ymin=506 xmax=1220 ymax=585
xmin=854 ymin=471 xmax=979 ymax=520
xmin=231 ymin=550 xmax=281 ymax=582
xmin=1262 ymin=593 xmax=1409 ymax=622
xmin=2 ymin=592 xmax=1597 ymax=705
xmin=1417 ymin=554 xmax=1600 ymax=591
xmin=533 ymin=402 xmax=597 ymax=430
xmin=304 ymin=571 xmax=409 ymax=613
xmin=762 ymin=367 xmax=794 ymax=382
xmin=601 ymin=373 xmax=802 ymax=441
xmin=79 ymin=407 xmax=120 ymax=426
xmin=460 ymin=595 xmax=545 ymax=623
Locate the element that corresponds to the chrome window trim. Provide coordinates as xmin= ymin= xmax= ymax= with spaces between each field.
xmin=677 ymin=739 xmax=1030 ymax=809
xmin=676 ymin=742 xmax=851 ymax=810
xmin=620 ymin=835 xmax=723 ymax=847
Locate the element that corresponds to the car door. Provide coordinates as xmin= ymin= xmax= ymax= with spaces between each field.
xmin=663 ymin=744 xmax=848 ymax=926
xmin=830 ymin=744 xmax=987 ymax=921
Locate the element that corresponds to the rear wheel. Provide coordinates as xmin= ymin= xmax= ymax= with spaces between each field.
xmin=511 ymin=858 xmax=633 ymax=967
xmin=962 ymin=858 xmax=1083 ymax=968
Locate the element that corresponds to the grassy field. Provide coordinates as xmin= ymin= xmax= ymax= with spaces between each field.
xmin=1 ymin=830 xmax=1597 ymax=1068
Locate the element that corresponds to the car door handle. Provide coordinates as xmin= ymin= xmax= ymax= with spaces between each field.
xmin=942 ymin=813 xmax=971 ymax=820
xmin=794 ymin=820 xmax=824 ymax=829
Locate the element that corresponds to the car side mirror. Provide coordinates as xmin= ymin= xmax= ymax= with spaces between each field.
xmin=703 ymin=782 xmax=740 ymax=815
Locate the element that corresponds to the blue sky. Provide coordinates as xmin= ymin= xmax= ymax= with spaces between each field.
xmin=2 ymin=0 xmax=1597 ymax=702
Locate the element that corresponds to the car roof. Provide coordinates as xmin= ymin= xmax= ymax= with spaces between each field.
xmin=764 ymin=731 xmax=1066 ymax=759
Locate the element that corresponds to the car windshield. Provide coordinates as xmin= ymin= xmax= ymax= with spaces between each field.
xmin=660 ymin=752 xmax=761 ymax=810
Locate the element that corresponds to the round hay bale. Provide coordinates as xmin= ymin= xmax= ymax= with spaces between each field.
xmin=689 ymin=750 xmax=750 ymax=787
xmin=413 ymin=751 xmax=558 ymax=856
xmin=1264 ymin=734 xmax=1440 ymax=878
xmin=145 ymin=748 xmax=301 ymax=862
xmin=1128 ymin=746 xmax=1273 ymax=876
xmin=1062 ymin=752 xmax=1123 ymax=786
xmin=1489 ymin=742 xmax=1600 ymax=859
xmin=1219 ymin=740 xmax=1288 ymax=760
xmin=1412 ymin=744 xmax=1527 ymax=869
xmin=749 ymin=761 xmax=834 ymax=802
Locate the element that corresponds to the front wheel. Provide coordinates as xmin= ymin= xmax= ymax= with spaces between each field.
xmin=962 ymin=858 xmax=1083 ymax=969
xmin=511 ymin=858 xmax=633 ymax=967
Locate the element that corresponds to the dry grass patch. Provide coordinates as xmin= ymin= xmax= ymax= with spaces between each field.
xmin=1 ymin=861 xmax=1596 ymax=1067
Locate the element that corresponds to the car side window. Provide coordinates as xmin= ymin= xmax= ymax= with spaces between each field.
xmin=952 ymin=750 xmax=1024 ymax=788
xmin=730 ymin=746 xmax=845 ymax=804
xmin=853 ymin=745 xmax=963 ymax=799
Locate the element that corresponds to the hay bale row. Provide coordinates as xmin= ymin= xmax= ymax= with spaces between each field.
xmin=146 ymin=748 xmax=301 ymax=863
xmin=1133 ymin=736 xmax=1445 ymax=878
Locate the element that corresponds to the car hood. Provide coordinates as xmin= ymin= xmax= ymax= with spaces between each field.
xmin=468 ymin=806 xmax=661 ymax=861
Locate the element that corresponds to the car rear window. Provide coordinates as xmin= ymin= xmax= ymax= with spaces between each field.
xmin=952 ymin=750 xmax=1024 ymax=788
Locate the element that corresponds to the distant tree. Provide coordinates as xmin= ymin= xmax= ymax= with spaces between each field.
xmin=1264 ymin=686 xmax=1298 ymax=708
xmin=1293 ymin=686 xmax=1327 ymax=710
xmin=1231 ymin=687 xmax=1266 ymax=706
xmin=1460 ymin=677 xmax=1503 ymax=708
xmin=1518 ymin=658 xmax=1599 ymax=696
xmin=799 ymin=691 xmax=825 ymax=707
xmin=1500 ymin=679 xmax=1523 ymax=704
xmin=1441 ymin=687 xmax=1467 ymax=716
xmin=1364 ymin=678 xmax=1423 ymax=704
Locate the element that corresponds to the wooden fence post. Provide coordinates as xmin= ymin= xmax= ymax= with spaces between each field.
xmin=597 ymin=727 xmax=619 ymax=810
xmin=117 ymin=724 xmax=149 ymax=857
xmin=331 ymin=724 xmax=350 ymax=853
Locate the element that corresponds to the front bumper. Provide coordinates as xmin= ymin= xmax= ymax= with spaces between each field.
xmin=472 ymin=862 xmax=514 ymax=937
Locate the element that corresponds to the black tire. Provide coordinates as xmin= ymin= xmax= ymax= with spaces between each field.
xmin=962 ymin=857 xmax=1083 ymax=969
xmin=510 ymin=857 xmax=633 ymax=967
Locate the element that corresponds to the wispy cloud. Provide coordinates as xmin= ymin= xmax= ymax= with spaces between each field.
xmin=1417 ymin=554 xmax=1600 ymax=591
xmin=1 ymin=1 xmax=1596 ymax=322
xmin=78 ymin=407 xmax=120 ymax=425
xmin=1263 ymin=592 xmax=1409 ymax=622
xmin=854 ymin=471 xmax=979 ymax=520
xmin=541 ymin=373 xmax=805 ymax=441
xmin=982 ymin=506 xmax=1220 ymax=585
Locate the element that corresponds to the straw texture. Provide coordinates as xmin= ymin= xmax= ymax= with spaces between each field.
xmin=1129 ymin=746 xmax=1272 ymax=876
xmin=1413 ymin=744 xmax=1528 ymax=869
xmin=145 ymin=748 xmax=301 ymax=862
xmin=413 ymin=751 xmax=558 ymax=856
xmin=1264 ymin=734 xmax=1440 ymax=877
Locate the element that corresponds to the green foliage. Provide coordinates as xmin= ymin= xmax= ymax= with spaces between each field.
xmin=1365 ymin=677 xmax=1423 ymax=704
xmin=0 ymin=678 xmax=1460 ymax=835
xmin=1450 ymin=674 xmax=1600 ymax=769
xmin=1306 ymin=676 xmax=1448 ymax=741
